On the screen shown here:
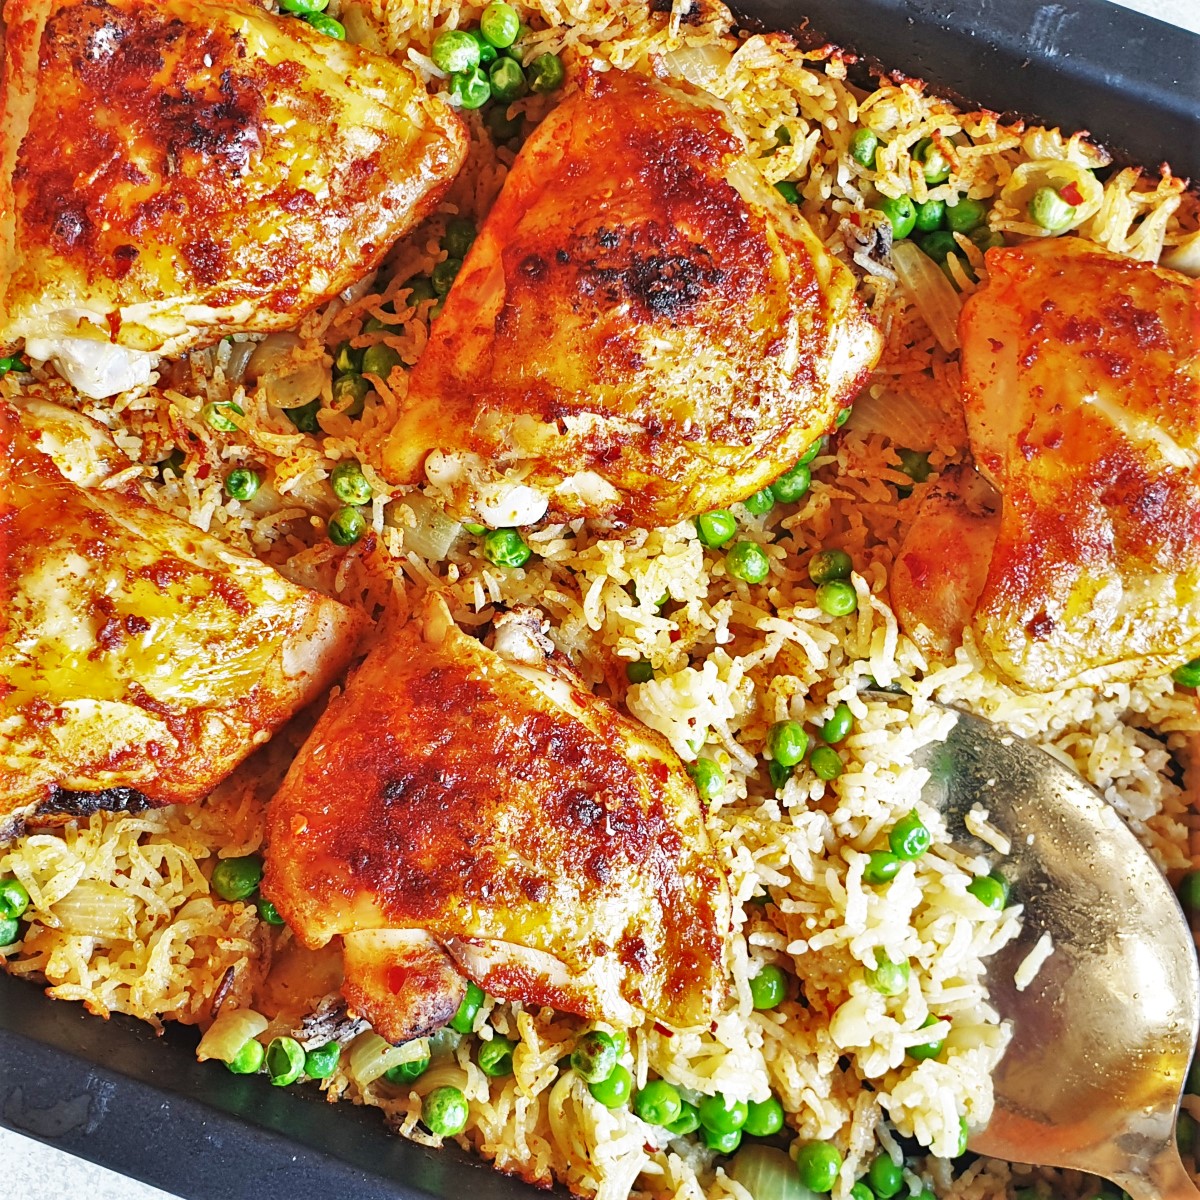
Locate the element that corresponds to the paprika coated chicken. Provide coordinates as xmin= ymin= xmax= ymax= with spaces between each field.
xmin=0 ymin=399 xmax=365 ymax=840
xmin=382 ymin=69 xmax=882 ymax=528
xmin=0 ymin=0 xmax=467 ymax=398
xmin=263 ymin=594 xmax=732 ymax=1042
xmin=891 ymin=238 xmax=1200 ymax=691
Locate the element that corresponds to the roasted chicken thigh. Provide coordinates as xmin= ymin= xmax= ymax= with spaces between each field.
xmin=893 ymin=238 xmax=1200 ymax=690
xmin=263 ymin=595 xmax=732 ymax=1040
xmin=382 ymin=69 xmax=881 ymax=527
xmin=0 ymin=0 xmax=467 ymax=398
xmin=0 ymin=400 xmax=364 ymax=839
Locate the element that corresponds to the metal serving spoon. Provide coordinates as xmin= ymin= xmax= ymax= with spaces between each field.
xmin=890 ymin=697 xmax=1200 ymax=1200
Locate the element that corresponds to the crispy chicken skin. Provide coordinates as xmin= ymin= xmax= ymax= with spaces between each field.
xmin=895 ymin=238 xmax=1200 ymax=689
xmin=381 ymin=70 xmax=881 ymax=528
xmin=0 ymin=0 xmax=467 ymax=397
xmin=263 ymin=595 xmax=732 ymax=1038
xmin=0 ymin=400 xmax=365 ymax=838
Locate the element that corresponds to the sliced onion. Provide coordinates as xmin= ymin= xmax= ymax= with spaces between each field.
xmin=197 ymin=1007 xmax=268 ymax=1063
xmin=51 ymin=879 xmax=137 ymax=938
xmin=661 ymin=44 xmax=732 ymax=91
xmin=1162 ymin=229 xmax=1200 ymax=277
xmin=892 ymin=240 xmax=963 ymax=354
xmin=726 ymin=1145 xmax=819 ymax=1200
xmin=387 ymin=491 xmax=462 ymax=562
xmin=848 ymin=385 xmax=946 ymax=449
xmin=347 ymin=1031 xmax=429 ymax=1086
xmin=223 ymin=339 xmax=258 ymax=383
xmin=245 ymin=331 xmax=326 ymax=410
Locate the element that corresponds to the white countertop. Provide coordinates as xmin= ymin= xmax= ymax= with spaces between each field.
xmin=4 ymin=1 xmax=1198 ymax=1196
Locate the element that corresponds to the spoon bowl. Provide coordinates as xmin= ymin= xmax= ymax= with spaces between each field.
xmin=893 ymin=698 xmax=1200 ymax=1200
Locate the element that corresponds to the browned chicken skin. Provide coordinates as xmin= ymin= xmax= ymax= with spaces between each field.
xmin=263 ymin=595 xmax=732 ymax=1039
xmin=893 ymin=238 xmax=1200 ymax=689
xmin=0 ymin=0 xmax=467 ymax=397
xmin=0 ymin=400 xmax=365 ymax=839
xmin=382 ymin=69 xmax=882 ymax=528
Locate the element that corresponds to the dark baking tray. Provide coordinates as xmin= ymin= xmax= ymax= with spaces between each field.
xmin=2 ymin=3 xmax=1198 ymax=1198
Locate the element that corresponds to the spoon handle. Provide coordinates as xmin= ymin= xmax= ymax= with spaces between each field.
xmin=1113 ymin=1139 xmax=1200 ymax=1200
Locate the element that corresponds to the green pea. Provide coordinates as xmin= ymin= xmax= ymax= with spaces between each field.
xmin=774 ymin=124 xmax=793 ymax=147
xmin=971 ymin=226 xmax=1005 ymax=252
xmin=304 ymin=1041 xmax=341 ymax=1079
xmin=432 ymin=28 xmax=481 ymax=73
xmin=403 ymin=276 xmax=438 ymax=305
xmin=449 ymin=66 xmax=491 ymax=109
xmin=863 ymin=851 xmax=902 ymax=886
xmin=796 ymin=1140 xmax=843 ymax=1193
xmin=450 ymin=980 xmax=486 ymax=1033
xmin=463 ymin=521 xmax=487 ymax=535
xmin=742 ymin=488 xmax=775 ymax=516
xmin=1173 ymin=659 xmax=1200 ymax=688
xmin=266 ymin=1036 xmax=306 ymax=1086
xmin=0 ymin=354 xmax=28 ymax=378
xmin=201 ymin=400 xmax=243 ymax=433
xmin=890 ymin=809 xmax=932 ymax=860
xmin=821 ymin=703 xmax=854 ymax=745
xmin=385 ymin=1053 xmax=431 ymax=1084
xmin=835 ymin=406 xmax=852 ymax=428
xmin=428 ymin=260 xmax=461 ymax=300
xmin=527 ymin=52 xmax=564 ymax=93
xmin=633 ymin=1079 xmax=683 ymax=1126
xmin=966 ymin=872 xmax=1009 ymax=911
xmin=502 ymin=22 xmax=531 ymax=57
xmin=157 ymin=448 xmax=186 ymax=478
xmin=469 ymin=29 xmax=498 ymax=64
xmin=0 ymin=917 xmax=20 ymax=946
xmin=768 ymin=759 xmax=793 ymax=792
xmin=572 ymin=1030 xmax=618 ymax=1083
xmin=774 ymin=181 xmax=800 ymax=205
xmin=798 ymin=436 xmax=827 ymax=465
xmin=698 ymin=1093 xmax=748 ymax=1134
xmin=486 ymin=103 xmax=523 ymax=142
xmin=488 ymin=55 xmax=527 ymax=101
xmin=867 ymin=1153 xmax=904 ymax=1198
xmin=227 ymin=1037 xmax=265 ymax=1075
xmin=865 ymin=953 xmax=910 ymax=996
xmin=850 ymin=128 xmax=879 ymax=169
xmin=0 ymin=878 xmax=31 ymax=920
xmin=913 ymin=137 xmax=951 ymax=183
xmin=687 ymin=758 xmax=724 ymax=801
xmin=874 ymin=194 xmax=916 ymax=239
xmin=816 ymin=580 xmax=858 ymax=617
xmin=423 ymin=1084 xmax=469 ymax=1136
xmin=441 ymin=216 xmax=477 ymax=259
xmin=897 ymin=448 xmax=932 ymax=484
xmin=333 ymin=372 xmax=370 ymax=418
xmin=483 ymin=527 xmax=531 ymax=568
xmin=1028 ymin=185 xmax=1076 ymax=232
xmin=328 ymin=506 xmax=367 ymax=547
xmin=914 ymin=198 xmax=946 ymax=232
xmin=256 ymin=896 xmax=285 ymax=925
xmin=281 ymin=0 xmax=328 ymax=11
xmin=284 ymin=398 xmax=322 ymax=433
xmin=334 ymin=340 xmax=364 ymax=374
xmin=331 ymin=461 xmax=372 ymax=506
xmin=748 ymin=964 xmax=788 ymax=1010
xmin=478 ymin=1036 xmax=516 ymax=1077
xmin=918 ymin=229 xmax=961 ymax=266
xmin=304 ymin=12 xmax=344 ymax=37
xmin=809 ymin=745 xmax=843 ymax=781
xmin=363 ymin=312 xmax=401 ymax=334
xmin=626 ymin=660 xmax=654 ymax=684
xmin=696 ymin=509 xmax=738 ymax=548
xmin=808 ymin=549 xmax=852 ymax=585
xmin=665 ymin=1100 xmax=701 ymax=1136
xmin=767 ymin=720 xmax=808 ymax=768
xmin=769 ymin=462 xmax=811 ymax=504
xmin=702 ymin=1126 xmax=742 ymax=1154
xmin=361 ymin=343 xmax=402 ymax=381
xmin=211 ymin=855 xmax=263 ymax=902
xmin=907 ymin=1014 xmax=946 ymax=1061
xmin=946 ymin=196 xmax=987 ymax=233
xmin=1178 ymin=870 xmax=1200 ymax=915
xmin=588 ymin=1062 xmax=632 ymax=1108
xmin=850 ymin=1185 xmax=874 ymax=1200
xmin=726 ymin=541 xmax=771 ymax=585
xmin=480 ymin=0 xmax=521 ymax=47
xmin=742 ymin=1095 xmax=784 ymax=1137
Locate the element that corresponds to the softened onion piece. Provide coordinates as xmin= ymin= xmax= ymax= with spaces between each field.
xmin=50 ymin=879 xmax=138 ymax=938
xmin=892 ymin=240 xmax=963 ymax=354
xmin=196 ymin=1007 xmax=268 ymax=1063
xmin=660 ymin=43 xmax=732 ymax=90
xmin=848 ymin=385 xmax=945 ymax=449
xmin=245 ymin=331 xmax=327 ymax=410
xmin=347 ymin=1031 xmax=430 ymax=1086
xmin=727 ymin=1144 xmax=820 ymax=1200
xmin=387 ymin=491 xmax=462 ymax=561
xmin=1162 ymin=229 xmax=1200 ymax=277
